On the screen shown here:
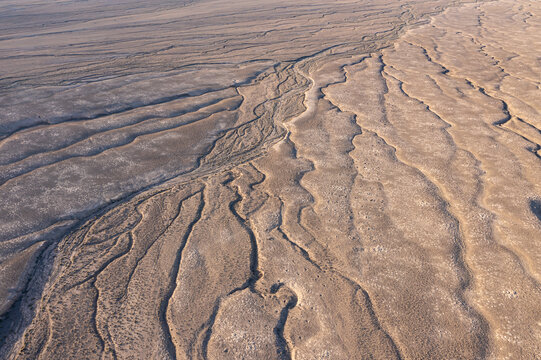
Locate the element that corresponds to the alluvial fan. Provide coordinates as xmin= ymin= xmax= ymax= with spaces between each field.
xmin=1 ymin=0 xmax=540 ymax=358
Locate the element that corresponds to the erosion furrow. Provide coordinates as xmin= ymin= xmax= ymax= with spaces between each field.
xmin=3 ymin=0 xmax=540 ymax=359
xmin=160 ymin=191 xmax=205 ymax=360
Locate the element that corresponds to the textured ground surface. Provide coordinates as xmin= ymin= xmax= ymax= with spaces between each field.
xmin=1 ymin=0 xmax=540 ymax=358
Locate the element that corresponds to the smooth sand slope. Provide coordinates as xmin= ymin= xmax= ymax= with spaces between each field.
xmin=1 ymin=0 xmax=540 ymax=358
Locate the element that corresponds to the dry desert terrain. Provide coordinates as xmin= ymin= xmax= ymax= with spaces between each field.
xmin=0 ymin=0 xmax=540 ymax=358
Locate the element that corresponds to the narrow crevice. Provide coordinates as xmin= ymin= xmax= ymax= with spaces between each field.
xmin=199 ymin=300 xmax=223 ymax=360
xmin=273 ymin=292 xmax=298 ymax=360
xmin=224 ymin=176 xmax=262 ymax=294
xmin=529 ymin=199 xmax=541 ymax=223
xmin=159 ymin=190 xmax=205 ymax=360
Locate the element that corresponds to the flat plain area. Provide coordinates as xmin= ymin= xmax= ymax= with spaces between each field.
xmin=0 ymin=0 xmax=540 ymax=358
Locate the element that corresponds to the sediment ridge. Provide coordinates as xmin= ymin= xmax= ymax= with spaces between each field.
xmin=1 ymin=0 xmax=540 ymax=358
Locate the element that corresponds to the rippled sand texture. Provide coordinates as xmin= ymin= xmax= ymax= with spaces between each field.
xmin=1 ymin=0 xmax=541 ymax=358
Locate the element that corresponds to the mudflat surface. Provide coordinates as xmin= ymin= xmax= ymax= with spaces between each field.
xmin=1 ymin=0 xmax=540 ymax=358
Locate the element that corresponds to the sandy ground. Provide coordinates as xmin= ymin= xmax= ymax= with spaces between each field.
xmin=0 ymin=0 xmax=540 ymax=358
